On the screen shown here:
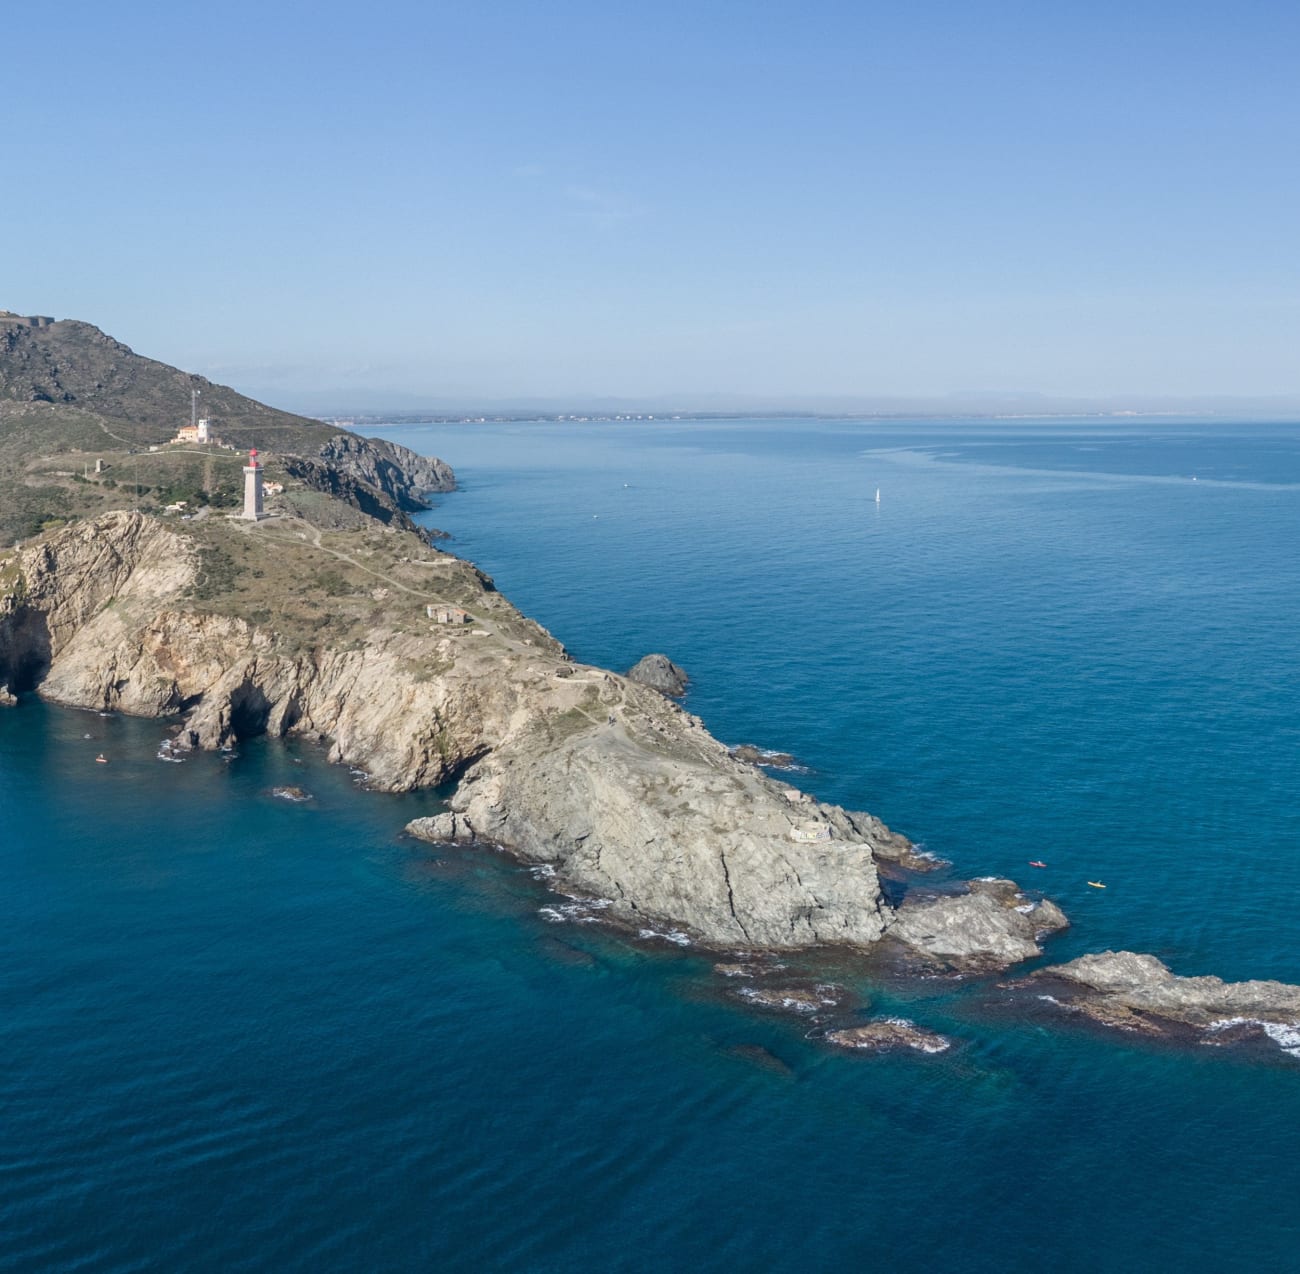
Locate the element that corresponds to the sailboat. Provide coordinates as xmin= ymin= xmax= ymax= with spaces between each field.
xmin=874 ymin=488 xmax=881 ymax=504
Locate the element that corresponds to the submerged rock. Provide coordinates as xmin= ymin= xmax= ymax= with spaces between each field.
xmin=627 ymin=653 xmax=688 ymax=696
xmin=722 ymin=1043 xmax=796 ymax=1077
xmin=734 ymin=983 xmax=848 ymax=1015
xmin=715 ymin=962 xmax=757 ymax=978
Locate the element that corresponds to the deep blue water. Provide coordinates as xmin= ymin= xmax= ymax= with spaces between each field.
xmin=3 ymin=417 xmax=1300 ymax=1271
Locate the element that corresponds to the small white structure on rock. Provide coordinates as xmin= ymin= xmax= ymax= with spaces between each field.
xmin=428 ymin=604 xmax=471 ymax=624
xmin=242 ymin=449 xmax=265 ymax=521
xmin=789 ymin=823 xmax=831 ymax=843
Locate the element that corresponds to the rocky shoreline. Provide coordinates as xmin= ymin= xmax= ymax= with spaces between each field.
xmin=2 ymin=506 xmax=1298 ymax=1061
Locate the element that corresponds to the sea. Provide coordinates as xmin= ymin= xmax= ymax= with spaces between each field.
xmin=3 ymin=417 xmax=1299 ymax=1272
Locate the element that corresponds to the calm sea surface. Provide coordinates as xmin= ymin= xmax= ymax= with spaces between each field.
xmin=3 ymin=418 xmax=1299 ymax=1271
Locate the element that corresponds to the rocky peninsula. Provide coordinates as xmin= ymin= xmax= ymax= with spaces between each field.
xmin=2 ymin=309 xmax=1298 ymax=1059
xmin=0 ymin=507 xmax=1062 ymax=963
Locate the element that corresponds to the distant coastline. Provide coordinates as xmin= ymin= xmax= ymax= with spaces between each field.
xmin=317 ymin=409 xmax=1233 ymax=428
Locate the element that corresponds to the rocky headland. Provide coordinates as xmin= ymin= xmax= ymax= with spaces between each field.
xmin=3 ymin=309 xmax=1297 ymax=1061
xmin=2 ymin=499 xmax=1297 ymax=1060
xmin=0 ymin=506 xmax=1065 ymax=966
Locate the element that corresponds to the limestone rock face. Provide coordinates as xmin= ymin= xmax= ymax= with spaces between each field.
xmin=627 ymin=653 xmax=688 ymax=696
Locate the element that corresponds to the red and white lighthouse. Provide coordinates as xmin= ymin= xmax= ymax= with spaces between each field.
xmin=242 ymin=448 xmax=265 ymax=521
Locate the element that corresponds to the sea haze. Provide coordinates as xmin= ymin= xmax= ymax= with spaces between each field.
xmin=3 ymin=417 xmax=1299 ymax=1271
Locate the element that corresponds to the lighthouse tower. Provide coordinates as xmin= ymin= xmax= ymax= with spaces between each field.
xmin=242 ymin=448 xmax=265 ymax=521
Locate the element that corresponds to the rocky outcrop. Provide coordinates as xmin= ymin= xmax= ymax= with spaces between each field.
xmin=0 ymin=510 xmax=1065 ymax=966
xmin=887 ymin=877 xmax=1068 ymax=970
xmin=731 ymin=744 xmax=799 ymax=769
xmin=316 ymin=434 xmax=455 ymax=506
xmin=627 ymin=653 xmax=688 ymax=696
xmin=826 ymin=1020 xmax=952 ymax=1054
xmin=279 ymin=455 xmax=439 ymax=538
xmin=733 ymin=984 xmax=846 ymax=1014
xmin=7 ymin=510 xmax=1297 ymax=1059
xmin=405 ymin=727 xmax=898 ymax=949
xmin=1029 ymin=951 xmax=1300 ymax=1050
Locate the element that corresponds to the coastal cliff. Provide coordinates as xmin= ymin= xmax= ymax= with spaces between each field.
xmin=0 ymin=510 xmax=1060 ymax=961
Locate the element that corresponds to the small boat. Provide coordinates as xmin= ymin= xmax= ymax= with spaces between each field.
xmin=1087 ymin=880 xmax=1107 ymax=889
xmin=95 ymin=754 xmax=108 ymax=764
xmin=1028 ymin=860 xmax=1047 ymax=868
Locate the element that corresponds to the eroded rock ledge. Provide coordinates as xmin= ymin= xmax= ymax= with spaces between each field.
xmin=1021 ymin=951 xmax=1300 ymax=1053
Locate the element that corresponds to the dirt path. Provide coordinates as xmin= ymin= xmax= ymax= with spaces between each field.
xmin=237 ymin=515 xmax=533 ymax=656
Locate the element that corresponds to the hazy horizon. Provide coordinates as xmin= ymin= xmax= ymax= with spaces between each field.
xmin=253 ymin=387 xmax=1300 ymax=422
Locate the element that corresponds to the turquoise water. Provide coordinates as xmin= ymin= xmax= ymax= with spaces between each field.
xmin=3 ymin=418 xmax=1300 ymax=1270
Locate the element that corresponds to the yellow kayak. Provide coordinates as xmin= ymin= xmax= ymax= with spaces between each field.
xmin=1087 ymin=881 xmax=1107 ymax=889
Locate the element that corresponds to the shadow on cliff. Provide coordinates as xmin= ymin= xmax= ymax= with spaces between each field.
xmin=228 ymin=682 xmax=274 ymax=739
xmin=0 ymin=608 xmax=53 ymax=695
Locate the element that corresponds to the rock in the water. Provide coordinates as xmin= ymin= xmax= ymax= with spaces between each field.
xmin=1033 ymin=951 xmax=1300 ymax=1049
xmin=715 ymin=962 xmax=756 ymax=978
xmin=722 ymin=1043 xmax=796 ymax=1076
xmin=734 ymin=983 xmax=848 ymax=1015
xmin=868 ymin=839 xmax=947 ymax=873
xmin=731 ymin=744 xmax=799 ymax=769
xmin=0 ymin=687 xmax=15 ymax=706
xmin=826 ymin=1019 xmax=952 ymax=1054
xmin=272 ymin=785 xmax=313 ymax=802
xmin=408 ymin=812 xmax=474 ymax=844
xmin=627 ymin=653 xmax=688 ymax=696
xmin=885 ymin=879 xmax=1069 ymax=970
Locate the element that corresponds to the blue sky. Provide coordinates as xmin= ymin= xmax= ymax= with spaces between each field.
xmin=4 ymin=0 xmax=1298 ymax=407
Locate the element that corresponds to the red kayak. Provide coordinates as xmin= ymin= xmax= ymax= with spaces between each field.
xmin=1028 ymin=860 xmax=1047 ymax=868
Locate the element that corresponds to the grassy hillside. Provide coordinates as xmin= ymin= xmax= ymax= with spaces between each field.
xmin=0 ymin=315 xmax=339 ymax=452
xmin=0 ymin=312 xmax=451 ymax=545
